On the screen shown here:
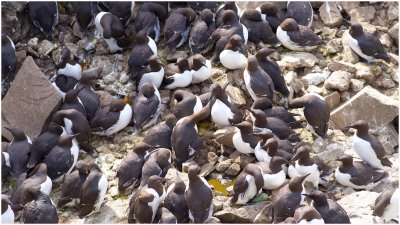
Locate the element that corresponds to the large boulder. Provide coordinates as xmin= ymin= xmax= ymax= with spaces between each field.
xmin=214 ymin=201 xmax=268 ymax=223
xmin=337 ymin=191 xmax=380 ymax=224
xmin=2 ymin=56 xmax=62 ymax=141
xmin=319 ymin=2 xmax=343 ymax=27
xmin=330 ymin=86 xmax=398 ymax=130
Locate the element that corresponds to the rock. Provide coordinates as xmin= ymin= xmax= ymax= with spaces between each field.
xmin=342 ymin=187 xmax=356 ymax=196
xmin=164 ymin=168 xmax=189 ymax=188
xmin=387 ymin=5 xmax=399 ymax=22
xmin=214 ymin=201 xmax=268 ymax=223
xmin=28 ymin=37 xmax=39 ymax=51
xmin=278 ymin=52 xmax=318 ymax=70
xmin=15 ymin=50 xmax=27 ymax=65
xmin=64 ymin=42 xmax=83 ymax=59
xmin=227 ymin=69 xmax=245 ymax=87
xmin=215 ymin=159 xmax=233 ymax=173
xmin=166 ymin=51 xmax=188 ymax=62
xmin=324 ymin=71 xmax=352 ymax=91
xmin=388 ymin=22 xmax=399 ymax=45
xmin=307 ymin=85 xmax=323 ymax=95
xmin=324 ymin=91 xmax=341 ymax=109
xmin=378 ymin=33 xmax=393 ymax=49
xmin=208 ymin=152 xmax=219 ymax=164
xmin=354 ymin=63 xmax=381 ymax=82
xmin=205 ymin=217 xmax=221 ymax=224
xmin=348 ymin=6 xmax=376 ymax=23
xmin=377 ymin=123 xmax=399 ymax=155
xmin=319 ymin=2 xmax=343 ymax=27
xmin=337 ymin=2 xmax=360 ymax=15
xmin=233 ymin=154 xmax=256 ymax=169
xmin=253 ymin=203 xmax=274 ymax=223
xmin=225 ymin=85 xmax=246 ymax=107
xmin=200 ymin=163 xmax=215 ymax=177
xmin=381 ymin=78 xmax=396 ymax=89
xmin=90 ymin=56 xmax=114 ymax=77
xmin=302 ymin=72 xmax=328 ymax=86
xmin=314 ymin=143 xmax=346 ymax=166
xmin=96 ymin=91 xmax=115 ymax=107
xmin=326 ymin=39 xmax=342 ymax=54
xmin=328 ymin=61 xmax=357 ymax=73
xmin=214 ymin=126 xmax=237 ymax=149
xmin=285 ymin=71 xmax=305 ymax=94
xmin=38 ymin=40 xmax=57 ymax=56
xmin=337 ymin=191 xmax=380 ymax=224
xmin=224 ymin=163 xmax=241 ymax=176
xmin=103 ymin=73 xmax=117 ymax=85
xmin=330 ymin=86 xmax=399 ymax=130
xmin=350 ymin=79 xmax=365 ymax=92
xmin=342 ymin=31 xmax=360 ymax=64
xmin=119 ymin=72 xmax=130 ymax=84
xmin=211 ymin=68 xmax=225 ymax=80
xmin=1 ymin=56 xmax=62 ymax=141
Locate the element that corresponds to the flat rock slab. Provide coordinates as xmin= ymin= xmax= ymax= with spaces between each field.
xmin=2 ymin=56 xmax=62 ymax=141
xmin=330 ymin=86 xmax=398 ymax=130
xmin=214 ymin=201 xmax=268 ymax=223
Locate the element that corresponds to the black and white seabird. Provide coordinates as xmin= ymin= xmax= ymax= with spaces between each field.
xmin=1 ymin=35 xmax=17 ymax=79
xmin=171 ymin=90 xmax=203 ymax=120
xmin=231 ymin=163 xmax=264 ymax=205
xmin=171 ymin=99 xmax=214 ymax=171
xmin=56 ymin=47 xmax=82 ymax=80
xmin=240 ymin=9 xmax=280 ymax=46
xmin=185 ymin=164 xmax=213 ymax=223
xmin=303 ymin=190 xmax=351 ymax=224
xmin=142 ymin=114 xmax=177 ymax=150
xmin=346 ymin=120 xmax=392 ymax=170
xmin=210 ymin=83 xmax=242 ymax=128
xmin=51 ymin=109 xmax=94 ymax=153
xmin=244 ymin=55 xmax=275 ymax=101
xmin=293 ymin=205 xmax=325 ymax=224
xmin=117 ymin=142 xmax=155 ymax=194
xmin=58 ymin=160 xmax=89 ymax=207
xmin=253 ymin=131 xmax=293 ymax=163
xmin=252 ymin=97 xmax=302 ymax=129
xmin=132 ymin=83 xmax=162 ymax=131
xmin=162 ymin=59 xmax=193 ymax=89
xmin=74 ymin=70 xmax=100 ymax=122
xmin=1 ymin=195 xmax=14 ymax=224
xmin=164 ymin=172 xmax=189 ymax=223
xmin=189 ymin=9 xmax=216 ymax=54
xmin=289 ymin=93 xmax=330 ymax=139
xmin=272 ymin=174 xmax=309 ymax=222
xmin=256 ymin=156 xmax=288 ymax=190
xmin=128 ymin=29 xmax=157 ymax=80
xmin=94 ymin=11 xmax=131 ymax=53
xmin=44 ymin=134 xmax=79 ymax=182
xmin=71 ymin=2 xmax=97 ymax=32
xmin=334 ymin=155 xmax=388 ymax=189
xmin=135 ymin=3 xmax=167 ymax=42
xmin=29 ymin=2 xmax=58 ymax=39
xmin=215 ymin=1 xmax=241 ymax=27
xmin=78 ymin=163 xmax=108 ymax=218
xmin=256 ymin=2 xmax=283 ymax=32
xmin=132 ymin=175 xmax=168 ymax=223
xmin=232 ymin=121 xmax=260 ymax=155
xmin=3 ymin=127 xmax=32 ymax=179
xmin=137 ymin=55 xmax=164 ymax=89
xmin=188 ymin=54 xmax=212 ymax=84
xmin=288 ymin=146 xmax=320 ymax=189
xmin=51 ymin=74 xmax=79 ymax=99
xmin=90 ymin=99 xmax=133 ymax=136
xmin=163 ymin=7 xmax=197 ymax=52
xmin=373 ymin=188 xmax=399 ymax=223
xmin=140 ymin=148 xmax=172 ymax=186
xmin=250 ymin=108 xmax=300 ymax=142
xmin=99 ymin=2 xmax=135 ymax=26
xmin=277 ymin=18 xmax=325 ymax=51
xmin=286 ymin=1 xmax=313 ymax=27
xmin=207 ymin=10 xmax=248 ymax=63
xmin=22 ymin=188 xmax=58 ymax=223
xmin=220 ymin=34 xmax=248 ymax=70
xmin=60 ymin=87 xmax=87 ymax=117
xmin=345 ymin=23 xmax=390 ymax=63
xmin=255 ymin=48 xmax=289 ymax=97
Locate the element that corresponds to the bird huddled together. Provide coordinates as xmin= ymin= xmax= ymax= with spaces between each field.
xmin=1 ymin=1 xmax=398 ymax=224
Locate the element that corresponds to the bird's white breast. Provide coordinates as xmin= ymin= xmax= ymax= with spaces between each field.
xmin=220 ymin=50 xmax=247 ymax=70
xmin=211 ymin=99 xmax=234 ymax=128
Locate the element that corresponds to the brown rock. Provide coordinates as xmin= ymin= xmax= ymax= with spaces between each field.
xmin=234 ymin=154 xmax=256 ymax=168
xmin=225 ymin=85 xmax=246 ymax=107
xmin=319 ymin=2 xmax=343 ymax=27
xmin=337 ymin=2 xmax=360 ymax=15
xmin=215 ymin=159 xmax=233 ymax=173
xmin=227 ymin=69 xmax=245 ymax=87
xmin=350 ymin=79 xmax=365 ymax=92
xmin=330 ymin=86 xmax=398 ymax=130
xmin=225 ymin=163 xmax=241 ymax=176
xmin=324 ymin=71 xmax=352 ymax=91
xmin=328 ymin=61 xmax=356 ymax=73
xmin=214 ymin=126 xmax=237 ymax=149
xmin=214 ymin=201 xmax=268 ymax=223
xmin=342 ymin=31 xmax=360 ymax=64
xmin=388 ymin=22 xmax=399 ymax=45
xmin=199 ymin=163 xmax=215 ymax=177
xmin=324 ymin=91 xmax=340 ymax=109
xmin=1 ymin=56 xmax=62 ymax=141
xmin=96 ymin=90 xmax=114 ymax=107
xmin=348 ymin=6 xmax=376 ymax=23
